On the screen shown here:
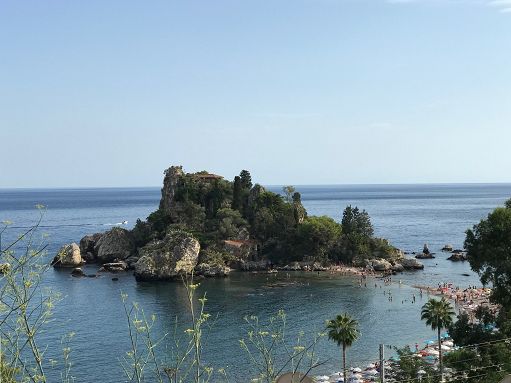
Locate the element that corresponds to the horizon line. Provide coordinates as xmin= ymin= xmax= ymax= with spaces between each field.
xmin=2 ymin=181 xmax=511 ymax=191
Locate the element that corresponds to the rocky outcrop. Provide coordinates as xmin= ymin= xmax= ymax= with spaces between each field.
xmin=94 ymin=228 xmax=135 ymax=264
xmin=279 ymin=261 xmax=327 ymax=272
xmin=159 ymin=166 xmax=184 ymax=217
xmin=79 ymin=233 xmax=103 ymax=262
xmin=52 ymin=243 xmax=84 ymax=268
xmin=415 ymin=253 xmax=435 ymax=259
xmin=448 ymin=252 xmax=467 ymax=262
xmin=400 ymin=258 xmax=424 ymax=270
xmin=368 ymin=258 xmax=393 ymax=271
xmin=71 ymin=267 xmax=85 ymax=277
xmin=195 ymin=263 xmax=231 ymax=277
xmin=423 ymin=244 xmax=430 ymax=255
xmin=280 ymin=262 xmax=302 ymax=271
xmin=99 ymin=261 xmax=128 ymax=273
xmin=237 ymin=260 xmax=270 ymax=271
xmin=134 ymin=230 xmax=200 ymax=281
xmin=442 ymin=244 xmax=453 ymax=252
xmin=392 ymin=263 xmax=405 ymax=272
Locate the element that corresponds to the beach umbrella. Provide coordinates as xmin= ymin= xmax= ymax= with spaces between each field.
xmin=428 ymin=349 xmax=440 ymax=356
xmin=425 ymin=340 xmax=435 ymax=345
xmin=352 ymin=367 xmax=362 ymax=373
xmin=442 ymin=332 xmax=450 ymax=338
xmin=441 ymin=345 xmax=451 ymax=351
xmin=366 ymin=363 xmax=375 ymax=369
xmin=315 ymin=375 xmax=329 ymax=381
xmin=443 ymin=341 xmax=454 ymax=347
xmin=364 ymin=369 xmax=378 ymax=376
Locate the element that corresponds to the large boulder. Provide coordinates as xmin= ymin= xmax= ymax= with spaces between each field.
xmin=415 ymin=253 xmax=435 ymax=259
xmin=71 ymin=267 xmax=85 ymax=277
xmin=195 ymin=263 xmax=231 ymax=277
xmin=99 ymin=260 xmax=128 ymax=273
xmin=79 ymin=233 xmax=103 ymax=262
xmin=52 ymin=243 xmax=84 ymax=268
xmin=447 ymin=252 xmax=467 ymax=262
xmin=369 ymin=258 xmax=393 ymax=272
xmin=134 ymin=230 xmax=200 ymax=281
xmin=442 ymin=244 xmax=453 ymax=252
xmin=94 ymin=228 xmax=135 ymax=264
xmin=401 ymin=258 xmax=424 ymax=270
xmin=237 ymin=259 xmax=269 ymax=271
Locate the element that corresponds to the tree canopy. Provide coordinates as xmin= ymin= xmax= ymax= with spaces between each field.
xmin=465 ymin=200 xmax=511 ymax=308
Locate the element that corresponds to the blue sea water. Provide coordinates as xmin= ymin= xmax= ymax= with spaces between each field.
xmin=1 ymin=184 xmax=510 ymax=382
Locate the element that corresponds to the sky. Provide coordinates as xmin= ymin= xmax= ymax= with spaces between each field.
xmin=1 ymin=0 xmax=510 ymax=188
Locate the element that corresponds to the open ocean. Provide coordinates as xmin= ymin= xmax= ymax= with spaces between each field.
xmin=1 ymin=184 xmax=510 ymax=381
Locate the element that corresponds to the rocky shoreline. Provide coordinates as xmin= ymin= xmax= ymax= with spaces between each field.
xmin=52 ymin=166 xmax=468 ymax=282
xmin=52 ymin=227 xmax=427 ymax=280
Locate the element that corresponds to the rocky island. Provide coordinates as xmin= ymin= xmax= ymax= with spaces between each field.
xmin=53 ymin=166 xmax=424 ymax=280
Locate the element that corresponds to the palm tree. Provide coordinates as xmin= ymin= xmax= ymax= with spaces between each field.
xmin=327 ymin=313 xmax=360 ymax=383
xmin=421 ymin=298 xmax=455 ymax=382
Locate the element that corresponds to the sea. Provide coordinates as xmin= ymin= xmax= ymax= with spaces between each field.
xmin=1 ymin=184 xmax=510 ymax=382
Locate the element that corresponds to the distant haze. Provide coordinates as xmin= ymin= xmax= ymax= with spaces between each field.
xmin=1 ymin=0 xmax=510 ymax=188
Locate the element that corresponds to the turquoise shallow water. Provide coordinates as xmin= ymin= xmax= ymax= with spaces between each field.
xmin=1 ymin=184 xmax=510 ymax=381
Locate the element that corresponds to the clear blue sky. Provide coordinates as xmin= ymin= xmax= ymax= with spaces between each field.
xmin=1 ymin=0 xmax=510 ymax=188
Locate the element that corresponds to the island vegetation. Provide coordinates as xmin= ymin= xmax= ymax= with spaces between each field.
xmin=50 ymin=165 xmax=420 ymax=281
xmin=62 ymin=165 xmax=411 ymax=280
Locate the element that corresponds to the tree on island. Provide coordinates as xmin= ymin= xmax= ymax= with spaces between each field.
xmin=341 ymin=205 xmax=374 ymax=237
xmin=421 ymin=298 xmax=454 ymax=382
xmin=326 ymin=313 xmax=360 ymax=383
xmin=239 ymin=170 xmax=252 ymax=190
xmin=232 ymin=175 xmax=243 ymax=211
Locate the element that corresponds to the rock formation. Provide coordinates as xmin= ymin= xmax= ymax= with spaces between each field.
xmin=79 ymin=233 xmax=103 ymax=262
xmin=415 ymin=253 xmax=435 ymax=259
xmin=71 ymin=267 xmax=85 ymax=277
xmin=134 ymin=230 xmax=200 ymax=281
xmin=159 ymin=166 xmax=184 ymax=218
xmin=94 ymin=228 xmax=135 ymax=263
xmin=52 ymin=243 xmax=84 ymax=268
xmin=98 ymin=260 xmax=128 ymax=273
xmin=368 ymin=258 xmax=393 ymax=271
xmin=195 ymin=263 xmax=231 ymax=277
xmin=400 ymin=258 xmax=424 ymax=270
xmin=448 ymin=252 xmax=468 ymax=262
